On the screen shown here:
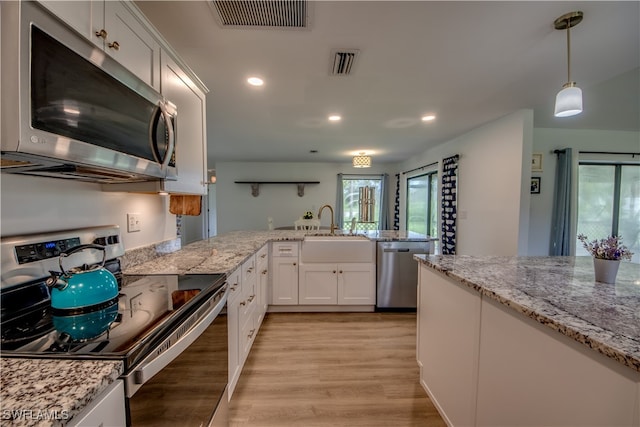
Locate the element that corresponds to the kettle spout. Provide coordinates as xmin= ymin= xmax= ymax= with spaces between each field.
xmin=46 ymin=271 xmax=69 ymax=291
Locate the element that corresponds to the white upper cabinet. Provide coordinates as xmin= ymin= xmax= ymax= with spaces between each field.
xmin=37 ymin=1 xmax=160 ymax=90
xmin=101 ymin=2 xmax=160 ymax=90
xmin=160 ymin=51 xmax=207 ymax=195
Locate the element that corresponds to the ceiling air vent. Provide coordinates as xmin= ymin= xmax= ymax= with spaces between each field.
xmin=330 ymin=49 xmax=359 ymax=76
xmin=212 ymin=0 xmax=308 ymax=28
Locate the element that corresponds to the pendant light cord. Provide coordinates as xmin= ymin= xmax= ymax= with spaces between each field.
xmin=566 ymin=23 xmax=572 ymax=83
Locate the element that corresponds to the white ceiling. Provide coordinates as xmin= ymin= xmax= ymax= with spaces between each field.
xmin=135 ymin=1 xmax=640 ymax=166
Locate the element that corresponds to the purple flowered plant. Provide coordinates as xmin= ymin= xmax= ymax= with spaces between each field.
xmin=577 ymin=234 xmax=634 ymax=261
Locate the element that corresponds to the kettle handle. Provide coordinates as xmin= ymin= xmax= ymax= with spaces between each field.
xmin=59 ymin=244 xmax=108 ymax=275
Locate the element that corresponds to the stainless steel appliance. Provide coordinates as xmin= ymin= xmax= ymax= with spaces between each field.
xmin=0 ymin=1 xmax=177 ymax=183
xmin=376 ymin=241 xmax=432 ymax=310
xmin=0 ymin=226 xmax=228 ymax=426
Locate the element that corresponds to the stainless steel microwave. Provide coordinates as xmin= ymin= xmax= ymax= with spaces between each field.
xmin=0 ymin=1 xmax=177 ymax=183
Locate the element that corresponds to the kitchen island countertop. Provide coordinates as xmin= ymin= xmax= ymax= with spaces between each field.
xmin=0 ymin=358 xmax=123 ymax=426
xmin=414 ymin=254 xmax=640 ymax=373
xmin=124 ymin=229 xmax=436 ymax=276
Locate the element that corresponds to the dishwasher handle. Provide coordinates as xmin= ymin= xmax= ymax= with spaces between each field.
xmin=382 ymin=248 xmax=423 ymax=253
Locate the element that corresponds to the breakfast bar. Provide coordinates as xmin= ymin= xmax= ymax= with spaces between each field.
xmin=414 ymin=255 xmax=640 ymax=427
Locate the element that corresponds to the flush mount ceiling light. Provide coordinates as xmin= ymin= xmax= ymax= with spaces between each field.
xmin=352 ymin=152 xmax=372 ymax=168
xmin=328 ymin=115 xmax=341 ymax=122
xmin=421 ymin=115 xmax=436 ymax=122
xmin=247 ymin=77 xmax=264 ymax=86
xmin=554 ymin=11 xmax=584 ymax=118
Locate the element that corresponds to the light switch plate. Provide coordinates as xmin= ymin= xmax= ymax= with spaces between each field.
xmin=127 ymin=213 xmax=141 ymax=232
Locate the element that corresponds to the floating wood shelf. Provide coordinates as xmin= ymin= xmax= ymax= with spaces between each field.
xmin=234 ymin=181 xmax=320 ymax=197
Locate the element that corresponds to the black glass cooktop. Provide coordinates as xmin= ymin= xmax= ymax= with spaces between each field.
xmin=0 ymin=273 xmax=225 ymax=368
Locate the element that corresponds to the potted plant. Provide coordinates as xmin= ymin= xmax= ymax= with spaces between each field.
xmin=303 ymin=211 xmax=314 ymax=220
xmin=577 ymin=234 xmax=634 ymax=284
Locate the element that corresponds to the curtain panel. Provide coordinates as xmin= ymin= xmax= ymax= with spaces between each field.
xmin=549 ymin=148 xmax=573 ymax=256
xmin=441 ymin=155 xmax=459 ymax=254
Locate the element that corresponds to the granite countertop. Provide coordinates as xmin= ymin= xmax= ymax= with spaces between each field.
xmin=0 ymin=358 xmax=123 ymax=426
xmin=414 ymin=255 xmax=640 ymax=373
xmin=124 ymin=230 xmax=436 ymax=276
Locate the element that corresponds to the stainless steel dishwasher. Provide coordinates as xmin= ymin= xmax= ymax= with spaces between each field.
xmin=376 ymin=241 xmax=432 ymax=310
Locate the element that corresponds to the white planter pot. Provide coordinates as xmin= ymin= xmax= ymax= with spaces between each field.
xmin=592 ymin=258 xmax=620 ymax=284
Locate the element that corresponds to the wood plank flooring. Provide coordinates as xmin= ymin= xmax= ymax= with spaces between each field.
xmin=229 ymin=312 xmax=446 ymax=427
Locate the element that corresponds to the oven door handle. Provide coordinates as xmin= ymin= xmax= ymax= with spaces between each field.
xmin=131 ymin=286 xmax=227 ymax=391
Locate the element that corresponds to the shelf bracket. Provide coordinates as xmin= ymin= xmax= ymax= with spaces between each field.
xmin=297 ymin=183 xmax=305 ymax=197
xmin=250 ymin=183 xmax=260 ymax=197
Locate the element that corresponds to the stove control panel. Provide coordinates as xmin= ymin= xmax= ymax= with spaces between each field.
xmin=15 ymin=237 xmax=82 ymax=264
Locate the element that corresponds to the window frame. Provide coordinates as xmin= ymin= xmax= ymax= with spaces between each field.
xmin=340 ymin=174 xmax=383 ymax=230
xmin=576 ymin=161 xmax=639 ymax=260
xmin=405 ymin=169 xmax=438 ymax=237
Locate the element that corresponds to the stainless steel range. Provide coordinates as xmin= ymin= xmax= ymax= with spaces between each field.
xmin=0 ymin=225 xmax=228 ymax=426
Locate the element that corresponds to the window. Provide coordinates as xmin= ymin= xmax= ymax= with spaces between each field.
xmin=406 ymin=171 xmax=438 ymax=236
xmin=341 ymin=176 xmax=382 ymax=229
xmin=576 ymin=163 xmax=639 ymax=262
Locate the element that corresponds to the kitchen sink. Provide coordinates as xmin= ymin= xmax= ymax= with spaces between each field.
xmin=301 ymin=235 xmax=375 ymax=263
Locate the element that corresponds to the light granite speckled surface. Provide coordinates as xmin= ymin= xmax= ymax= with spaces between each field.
xmin=414 ymin=255 xmax=640 ymax=372
xmin=123 ymin=230 xmax=436 ymax=275
xmin=0 ymin=358 xmax=123 ymax=426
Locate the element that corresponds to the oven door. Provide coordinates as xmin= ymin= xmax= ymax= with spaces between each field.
xmin=125 ymin=285 xmax=228 ymax=426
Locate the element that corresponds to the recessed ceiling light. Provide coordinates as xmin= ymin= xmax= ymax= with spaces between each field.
xmin=247 ymin=77 xmax=264 ymax=86
xmin=422 ymin=115 xmax=436 ymax=122
xmin=328 ymin=115 xmax=341 ymax=122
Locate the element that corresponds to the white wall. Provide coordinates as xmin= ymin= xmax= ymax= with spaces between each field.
xmin=214 ymin=162 xmax=396 ymax=233
xmin=527 ymin=128 xmax=640 ymax=255
xmin=398 ymin=110 xmax=534 ymax=256
xmin=0 ymin=174 xmax=177 ymax=250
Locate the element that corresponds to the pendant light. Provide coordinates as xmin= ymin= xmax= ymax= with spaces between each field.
xmin=554 ymin=11 xmax=584 ymax=118
xmin=352 ymin=152 xmax=372 ymax=168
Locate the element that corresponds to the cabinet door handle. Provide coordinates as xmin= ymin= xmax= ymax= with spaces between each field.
xmin=333 ymin=270 xmax=337 ymax=274
xmin=95 ymin=29 xmax=108 ymax=39
xmin=240 ymin=300 xmax=246 ymax=306
xmin=108 ymin=41 xmax=120 ymax=51
xmin=339 ymin=270 xmax=343 ymax=274
xmin=248 ymin=294 xmax=255 ymax=302
xmin=293 ymin=262 xmax=297 ymax=266
xmin=248 ymin=329 xmax=256 ymax=339
xmin=262 ymin=269 xmax=268 ymax=275
xmin=246 ymin=267 xmax=253 ymax=273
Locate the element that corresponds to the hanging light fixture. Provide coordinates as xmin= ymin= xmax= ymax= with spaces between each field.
xmin=554 ymin=11 xmax=584 ymax=118
xmin=352 ymin=152 xmax=372 ymax=168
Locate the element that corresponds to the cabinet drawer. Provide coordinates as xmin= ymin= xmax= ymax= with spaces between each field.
xmin=226 ymin=268 xmax=242 ymax=304
xmin=272 ymin=242 xmax=299 ymax=257
xmin=256 ymin=244 xmax=269 ymax=263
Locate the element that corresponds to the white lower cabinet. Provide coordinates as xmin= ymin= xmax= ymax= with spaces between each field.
xmin=418 ymin=264 xmax=640 ymax=427
xmin=226 ymin=268 xmax=242 ymax=399
xmin=228 ymin=252 xmax=265 ymax=400
xmin=299 ymin=263 xmax=375 ymax=305
xmin=271 ymin=242 xmax=299 ymax=305
xmin=68 ymin=380 xmax=125 ymax=427
xmin=255 ymin=244 xmax=269 ymax=326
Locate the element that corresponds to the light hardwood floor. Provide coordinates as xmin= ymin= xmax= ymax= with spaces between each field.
xmin=229 ymin=312 xmax=446 ymax=427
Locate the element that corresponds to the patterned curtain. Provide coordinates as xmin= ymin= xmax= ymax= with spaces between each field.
xmin=393 ymin=174 xmax=400 ymax=230
xmin=441 ymin=155 xmax=459 ymax=254
xmin=549 ymin=148 xmax=573 ymax=255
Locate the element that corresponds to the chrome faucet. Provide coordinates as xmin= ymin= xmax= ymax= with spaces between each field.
xmin=317 ymin=204 xmax=337 ymax=235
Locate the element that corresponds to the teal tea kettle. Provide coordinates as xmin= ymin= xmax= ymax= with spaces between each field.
xmin=46 ymin=244 xmax=119 ymax=311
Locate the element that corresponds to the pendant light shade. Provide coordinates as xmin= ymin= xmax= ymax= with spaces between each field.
xmin=554 ymin=84 xmax=583 ymax=117
xmin=352 ymin=153 xmax=371 ymax=168
xmin=554 ymin=11 xmax=583 ymax=118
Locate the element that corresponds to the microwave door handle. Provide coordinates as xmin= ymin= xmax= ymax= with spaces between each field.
xmin=158 ymin=102 xmax=175 ymax=170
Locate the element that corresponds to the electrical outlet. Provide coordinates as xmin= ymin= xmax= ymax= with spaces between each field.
xmin=127 ymin=213 xmax=141 ymax=232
